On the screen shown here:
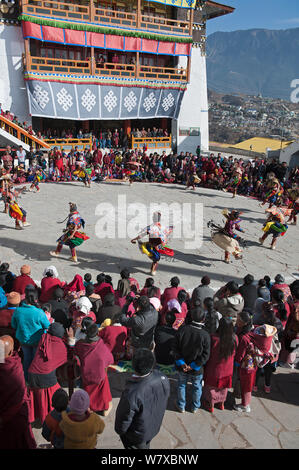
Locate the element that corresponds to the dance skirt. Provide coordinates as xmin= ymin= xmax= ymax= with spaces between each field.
xmin=28 ymin=381 xmax=61 ymax=423
xmin=9 ymin=203 xmax=25 ymax=221
xmin=58 ymin=231 xmax=89 ymax=247
xmin=84 ymin=374 xmax=112 ymax=412
xmin=211 ymin=233 xmax=241 ymax=254
xmin=139 ymin=242 xmax=160 ymax=262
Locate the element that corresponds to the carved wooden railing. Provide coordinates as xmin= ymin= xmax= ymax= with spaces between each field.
xmin=44 ymin=137 xmax=93 ymax=150
xmin=21 ymin=0 xmax=191 ymax=37
xmin=138 ymin=64 xmax=187 ymax=82
xmin=131 ymin=135 xmax=172 ymax=150
xmin=25 ymin=54 xmax=188 ymax=82
xmin=0 ymin=115 xmax=50 ymax=149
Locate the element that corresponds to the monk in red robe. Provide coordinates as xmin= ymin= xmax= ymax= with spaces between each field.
xmin=27 ymin=323 xmax=68 ymax=424
xmin=0 ymin=335 xmax=36 ymax=449
xmin=68 ymin=323 xmax=114 ymax=416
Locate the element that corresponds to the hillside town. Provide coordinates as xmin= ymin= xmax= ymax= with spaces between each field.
xmin=208 ymin=90 xmax=299 ymax=144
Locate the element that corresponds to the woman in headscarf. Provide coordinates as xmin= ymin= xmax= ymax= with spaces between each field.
xmin=27 ymin=322 xmax=68 ymax=423
xmin=72 ymin=296 xmax=96 ymax=330
xmin=63 ymin=274 xmax=85 ymax=303
xmin=67 ymin=323 xmax=114 ymax=416
xmin=233 ymin=311 xmax=277 ymax=413
xmin=40 ymin=266 xmax=63 ymax=303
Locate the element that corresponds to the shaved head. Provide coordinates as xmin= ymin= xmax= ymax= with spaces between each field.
xmin=0 ymin=335 xmax=14 ymax=358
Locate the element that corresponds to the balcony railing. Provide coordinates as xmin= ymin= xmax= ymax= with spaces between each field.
xmin=95 ymin=62 xmax=136 ymax=78
xmin=138 ymin=64 xmax=187 ymax=82
xmin=21 ymin=0 xmax=191 ymax=37
xmin=28 ymin=55 xmax=91 ymax=75
xmin=22 ymin=0 xmax=90 ymax=22
xmin=0 ymin=115 xmax=50 ymax=150
xmin=25 ymin=54 xmax=188 ymax=82
xmin=131 ymin=135 xmax=172 ymax=150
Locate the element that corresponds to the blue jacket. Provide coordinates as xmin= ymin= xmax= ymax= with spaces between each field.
xmin=11 ymin=303 xmax=50 ymax=346
xmin=0 ymin=287 xmax=7 ymax=309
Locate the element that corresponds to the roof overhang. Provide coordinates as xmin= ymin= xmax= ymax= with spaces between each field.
xmin=203 ymin=1 xmax=235 ymax=20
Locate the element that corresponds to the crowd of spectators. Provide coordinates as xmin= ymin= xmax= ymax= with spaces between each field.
xmin=0 ymin=142 xmax=298 ymax=202
xmin=0 ymin=261 xmax=298 ymax=449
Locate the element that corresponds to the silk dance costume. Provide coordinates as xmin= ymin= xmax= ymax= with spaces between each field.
xmin=259 ymin=207 xmax=288 ymax=250
xmin=3 ymin=178 xmax=31 ymax=230
xmin=261 ymin=173 xmax=283 ymax=208
xmin=50 ymin=202 xmax=89 ymax=263
xmin=223 ymin=164 xmax=243 ymax=198
xmin=208 ymin=209 xmax=245 ymax=264
xmin=131 ymin=211 xmax=173 ymax=275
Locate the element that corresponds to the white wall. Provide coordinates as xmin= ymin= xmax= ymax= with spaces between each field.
xmin=0 ymin=24 xmax=31 ymax=124
xmin=174 ymin=47 xmax=209 ymax=154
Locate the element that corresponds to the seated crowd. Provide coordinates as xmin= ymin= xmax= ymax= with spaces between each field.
xmin=1 ymin=141 xmax=298 ymax=202
xmin=0 ymin=262 xmax=299 ymax=449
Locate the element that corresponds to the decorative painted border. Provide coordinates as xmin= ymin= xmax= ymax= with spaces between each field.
xmin=24 ymin=71 xmax=188 ymax=91
xmin=19 ymin=14 xmax=193 ymax=44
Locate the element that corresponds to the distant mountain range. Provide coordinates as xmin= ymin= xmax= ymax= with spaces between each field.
xmin=206 ymin=28 xmax=299 ymax=101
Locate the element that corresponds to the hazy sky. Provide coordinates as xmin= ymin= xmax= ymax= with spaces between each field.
xmin=206 ymin=0 xmax=299 ymax=35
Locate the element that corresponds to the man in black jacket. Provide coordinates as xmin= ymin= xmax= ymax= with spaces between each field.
xmin=118 ymin=296 xmax=158 ymax=350
xmin=115 ymin=348 xmax=170 ymax=449
xmin=173 ymin=308 xmax=210 ymax=413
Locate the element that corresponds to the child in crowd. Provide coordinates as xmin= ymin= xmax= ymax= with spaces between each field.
xmin=84 ymin=273 xmax=93 ymax=288
xmin=42 ymin=388 xmax=69 ymax=449
xmin=59 ymin=389 xmax=105 ymax=449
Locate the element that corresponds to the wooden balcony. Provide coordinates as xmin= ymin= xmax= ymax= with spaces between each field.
xmin=138 ymin=64 xmax=187 ymax=82
xmin=21 ymin=0 xmax=192 ymax=38
xmin=25 ymin=54 xmax=188 ymax=83
xmin=131 ymin=135 xmax=172 ymax=150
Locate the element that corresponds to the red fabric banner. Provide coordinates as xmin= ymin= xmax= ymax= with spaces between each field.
xmin=86 ymin=31 xmax=105 ymax=48
xmin=105 ymin=34 xmax=124 ymax=50
xmin=42 ymin=25 xmax=64 ymax=43
xmin=141 ymin=38 xmax=158 ymax=54
xmin=175 ymin=42 xmax=191 ymax=56
xmin=22 ymin=21 xmax=42 ymax=40
xmin=158 ymin=41 xmax=175 ymax=55
xmin=64 ymin=29 xmax=86 ymax=46
xmin=124 ymin=36 xmax=142 ymax=51
xmin=21 ymin=21 xmax=191 ymax=56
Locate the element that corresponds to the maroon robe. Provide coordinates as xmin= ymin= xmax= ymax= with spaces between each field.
xmin=0 ymin=352 xmax=36 ymax=449
xmin=28 ymin=333 xmax=68 ymax=423
xmin=204 ymin=334 xmax=238 ymax=389
xmin=13 ymin=274 xmax=36 ymax=295
xmin=74 ymin=338 xmax=113 ymax=411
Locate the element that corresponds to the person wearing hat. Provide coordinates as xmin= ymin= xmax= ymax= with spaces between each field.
xmin=50 ymin=202 xmax=88 ymax=263
xmin=115 ymin=348 xmax=170 ymax=449
xmin=59 ymin=389 xmax=105 ymax=449
xmin=39 ymin=266 xmax=63 ymax=303
xmin=12 ymin=265 xmax=36 ymax=296
xmin=259 ymin=212 xmax=288 ymax=251
xmin=0 ymin=291 xmax=20 ymax=339
xmin=209 ymin=209 xmax=244 ymax=264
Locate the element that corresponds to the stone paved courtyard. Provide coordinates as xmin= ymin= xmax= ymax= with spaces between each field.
xmin=1 ymin=180 xmax=299 ymax=450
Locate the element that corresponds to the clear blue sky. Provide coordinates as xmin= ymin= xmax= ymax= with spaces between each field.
xmin=206 ymin=0 xmax=299 ymax=35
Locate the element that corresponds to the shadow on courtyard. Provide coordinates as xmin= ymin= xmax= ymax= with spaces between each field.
xmin=0 ymin=236 xmax=249 ymax=285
